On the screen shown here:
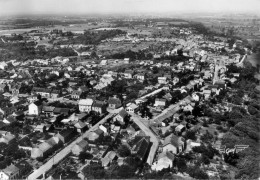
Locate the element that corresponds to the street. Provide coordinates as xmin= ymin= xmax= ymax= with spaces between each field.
xmin=28 ymin=113 xmax=114 ymax=180
xmin=130 ymin=113 xmax=159 ymax=165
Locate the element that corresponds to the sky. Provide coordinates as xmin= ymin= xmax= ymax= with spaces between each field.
xmin=0 ymin=0 xmax=259 ymax=16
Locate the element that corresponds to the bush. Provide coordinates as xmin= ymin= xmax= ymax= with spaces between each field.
xmin=248 ymin=105 xmax=258 ymax=115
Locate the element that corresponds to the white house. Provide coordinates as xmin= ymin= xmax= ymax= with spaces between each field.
xmin=154 ymin=98 xmax=166 ymax=107
xmin=100 ymin=60 xmax=108 ymax=66
xmin=0 ymin=164 xmax=20 ymax=180
xmin=126 ymin=103 xmax=138 ymax=113
xmin=28 ymin=101 xmax=42 ymax=115
xmin=192 ymin=93 xmax=200 ymax=101
xmin=113 ymin=109 xmax=128 ymax=125
xmin=78 ymin=98 xmax=94 ymax=112
xmin=151 ymin=151 xmax=175 ymax=171
xmin=158 ymin=77 xmax=167 ymax=84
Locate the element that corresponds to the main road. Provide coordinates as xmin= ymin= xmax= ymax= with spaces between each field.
xmin=130 ymin=113 xmax=159 ymax=166
xmin=28 ymin=113 xmax=115 ymax=180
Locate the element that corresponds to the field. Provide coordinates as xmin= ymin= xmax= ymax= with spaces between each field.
xmin=97 ymin=41 xmax=154 ymax=54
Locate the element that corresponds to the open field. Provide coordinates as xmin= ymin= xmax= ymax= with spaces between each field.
xmin=97 ymin=41 xmax=153 ymax=54
xmin=116 ymin=26 xmax=153 ymax=35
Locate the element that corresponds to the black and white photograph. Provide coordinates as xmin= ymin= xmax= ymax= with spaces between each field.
xmin=0 ymin=0 xmax=259 ymax=179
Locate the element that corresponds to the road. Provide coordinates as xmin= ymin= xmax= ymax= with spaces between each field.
xmin=151 ymin=103 xmax=181 ymax=125
xmin=130 ymin=113 xmax=159 ymax=166
xmin=28 ymin=113 xmax=114 ymax=180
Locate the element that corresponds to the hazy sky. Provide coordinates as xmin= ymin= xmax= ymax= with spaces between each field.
xmin=0 ymin=0 xmax=259 ymax=16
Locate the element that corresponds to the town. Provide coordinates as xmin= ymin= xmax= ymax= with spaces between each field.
xmin=0 ymin=15 xmax=259 ymax=180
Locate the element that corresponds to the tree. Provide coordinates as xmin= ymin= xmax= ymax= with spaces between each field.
xmin=152 ymin=66 xmax=159 ymax=74
xmin=82 ymin=162 xmax=106 ymax=179
xmin=117 ymin=144 xmax=131 ymax=157
xmin=79 ymin=152 xmax=93 ymax=163
xmin=177 ymin=49 xmax=183 ymax=56
xmin=174 ymin=157 xmax=187 ymax=172
xmin=186 ymin=166 xmax=209 ymax=179
xmin=184 ymin=130 xmax=197 ymax=141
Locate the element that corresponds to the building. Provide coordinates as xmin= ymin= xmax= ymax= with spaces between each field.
xmin=125 ymin=103 xmax=138 ymax=113
xmin=158 ymin=77 xmax=167 ymax=84
xmin=101 ymin=151 xmax=117 ymax=168
xmin=154 ymin=98 xmax=166 ymax=107
xmin=71 ymin=139 xmax=89 ymax=156
xmin=127 ymin=136 xmax=150 ymax=161
xmin=162 ymin=134 xmax=185 ymax=154
xmin=151 ymin=151 xmax=175 ymax=171
xmin=92 ymin=100 xmax=106 ymax=114
xmin=32 ymin=87 xmax=51 ymax=98
xmin=124 ymin=70 xmax=133 ymax=79
xmin=78 ymin=98 xmax=94 ymax=112
xmin=0 ymin=164 xmax=20 ymax=180
xmin=134 ymin=73 xmax=145 ymax=81
xmin=55 ymin=128 xmax=77 ymax=143
xmin=42 ymin=106 xmax=55 ymax=116
xmin=74 ymin=121 xmax=88 ymax=133
xmin=87 ymin=128 xmax=104 ymax=142
xmin=28 ymin=101 xmax=42 ymax=115
xmin=0 ymin=132 xmax=15 ymax=144
xmin=113 ymin=109 xmax=128 ymax=125
xmin=108 ymin=97 xmax=121 ymax=109
xmin=71 ymin=91 xmax=82 ymax=99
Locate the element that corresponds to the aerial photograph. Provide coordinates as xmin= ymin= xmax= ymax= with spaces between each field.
xmin=0 ymin=0 xmax=259 ymax=179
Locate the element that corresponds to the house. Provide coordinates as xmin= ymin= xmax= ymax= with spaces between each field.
xmin=55 ymin=128 xmax=77 ymax=143
xmin=203 ymin=89 xmax=212 ymax=100
xmin=74 ymin=121 xmax=88 ymax=133
xmin=31 ymin=137 xmax=61 ymax=159
xmin=32 ymin=87 xmax=51 ymax=98
xmin=192 ymin=93 xmax=200 ymax=101
xmin=87 ymin=128 xmax=104 ymax=142
xmin=28 ymin=101 xmax=42 ymax=115
xmin=183 ymin=104 xmax=194 ymax=113
xmin=125 ymin=103 xmax=138 ymax=113
xmin=134 ymin=73 xmax=145 ymax=81
xmin=15 ymin=160 xmax=32 ymax=179
xmin=163 ymin=93 xmax=172 ymax=101
xmin=78 ymin=86 xmax=88 ymax=92
xmin=99 ymin=125 xmax=108 ymax=134
xmin=175 ymin=124 xmax=185 ymax=134
xmin=124 ymin=58 xmax=130 ymax=64
xmin=101 ymin=151 xmax=117 ymax=168
xmin=108 ymin=97 xmax=121 ymax=109
xmin=163 ymin=134 xmax=185 ymax=154
xmin=42 ymin=106 xmax=55 ymax=116
xmin=11 ymin=85 xmax=20 ymax=97
xmin=92 ymin=100 xmax=106 ymax=114
xmin=78 ymin=98 xmax=94 ymax=112
xmin=124 ymin=70 xmax=134 ymax=79
xmin=113 ymin=109 xmax=128 ymax=125
xmin=158 ymin=77 xmax=167 ymax=84
xmin=0 ymin=132 xmax=15 ymax=144
xmin=3 ymin=116 xmax=16 ymax=124
xmin=71 ymin=90 xmax=82 ymax=99
xmin=50 ymin=90 xmax=60 ymax=98
xmin=53 ymin=108 xmax=70 ymax=116
xmin=0 ymin=84 xmax=8 ymax=93
xmin=154 ymin=98 xmax=166 ymax=107
xmin=71 ymin=139 xmax=89 ymax=156
xmin=127 ymin=136 xmax=150 ymax=161
xmin=0 ymin=164 xmax=20 ymax=180
xmin=31 ymin=142 xmax=52 ymax=159
xmin=100 ymin=60 xmax=108 ymax=66
xmin=151 ymin=151 xmax=175 ymax=171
